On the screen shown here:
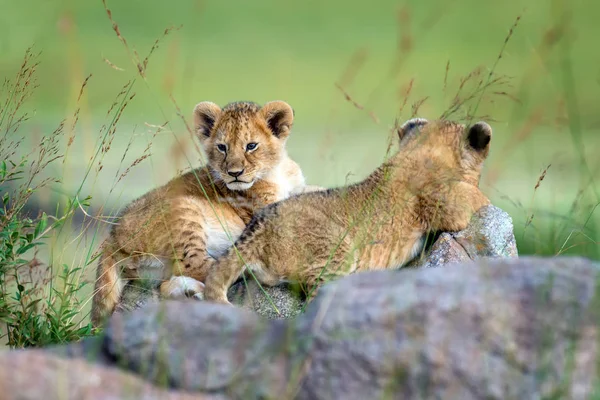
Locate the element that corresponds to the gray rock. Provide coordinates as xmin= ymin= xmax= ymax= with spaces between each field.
xmin=228 ymin=279 xmax=306 ymax=319
xmin=114 ymin=280 xmax=160 ymax=315
xmin=102 ymin=299 xmax=295 ymax=398
xmin=49 ymin=257 xmax=600 ymax=399
xmin=408 ymin=204 xmax=518 ymax=269
xmin=452 ymin=204 xmax=518 ymax=259
xmin=407 ymin=232 xmax=471 ymax=268
xmin=0 ymin=350 xmax=219 ymax=400
xmin=117 ymin=276 xmax=306 ymax=321
xmin=294 ymin=256 xmax=598 ymax=399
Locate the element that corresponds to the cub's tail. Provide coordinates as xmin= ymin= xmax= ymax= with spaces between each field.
xmin=90 ymin=240 xmax=125 ymax=327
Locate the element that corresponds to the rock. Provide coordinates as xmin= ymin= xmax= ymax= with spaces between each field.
xmin=101 ymin=299 xmax=294 ymax=397
xmin=407 ymin=204 xmax=518 ymax=268
xmin=294 ymin=256 xmax=597 ymax=399
xmin=407 ymin=232 xmax=471 ymax=268
xmin=228 ymin=280 xmax=306 ymax=319
xmin=452 ymin=204 xmax=518 ymax=258
xmin=116 ymin=204 xmax=518 ymax=319
xmin=48 ymin=257 xmax=600 ymax=399
xmin=114 ymin=280 xmax=160 ymax=315
xmin=117 ymin=276 xmax=306 ymax=321
xmin=0 ymin=350 xmax=218 ymax=400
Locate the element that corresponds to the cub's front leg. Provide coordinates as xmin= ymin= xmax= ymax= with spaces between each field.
xmin=437 ymin=182 xmax=490 ymax=232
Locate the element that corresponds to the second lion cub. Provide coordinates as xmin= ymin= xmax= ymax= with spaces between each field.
xmin=91 ymin=100 xmax=320 ymax=325
xmin=183 ymin=118 xmax=493 ymax=304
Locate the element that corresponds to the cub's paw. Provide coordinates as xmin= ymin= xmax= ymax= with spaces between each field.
xmin=211 ymin=300 xmax=234 ymax=307
xmin=203 ymin=290 xmax=233 ymax=306
xmin=160 ymin=276 xmax=205 ymax=301
xmin=205 ymin=294 xmax=233 ymax=306
xmin=216 ymin=298 xmax=234 ymax=307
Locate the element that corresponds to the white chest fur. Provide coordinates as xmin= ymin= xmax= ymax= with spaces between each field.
xmin=262 ymin=159 xmax=306 ymax=201
xmin=204 ymin=219 xmax=244 ymax=259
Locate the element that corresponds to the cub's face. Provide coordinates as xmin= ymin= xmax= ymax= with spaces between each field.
xmin=193 ymin=101 xmax=294 ymax=191
xmin=398 ymin=118 xmax=492 ymax=186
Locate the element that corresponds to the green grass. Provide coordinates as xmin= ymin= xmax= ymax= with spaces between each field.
xmin=0 ymin=0 xmax=599 ymax=338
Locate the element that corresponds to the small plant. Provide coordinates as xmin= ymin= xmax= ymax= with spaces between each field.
xmin=0 ymin=49 xmax=96 ymax=348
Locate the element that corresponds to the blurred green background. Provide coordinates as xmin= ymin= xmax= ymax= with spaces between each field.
xmin=1 ymin=0 xmax=598 ymax=263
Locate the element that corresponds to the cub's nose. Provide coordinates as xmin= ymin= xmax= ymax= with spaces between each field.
xmin=227 ymin=169 xmax=244 ymax=178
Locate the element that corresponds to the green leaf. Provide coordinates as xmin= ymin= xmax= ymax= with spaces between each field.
xmin=34 ymin=213 xmax=48 ymax=238
xmin=79 ymin=196 xmax=91 ymax=207
xmin=0 ymin=160 xmax=6 ymax=180
xmin=25 ymin=299 xmax=42 ymax=310
xmin=16 ymin=242 xmax=37 ymax=256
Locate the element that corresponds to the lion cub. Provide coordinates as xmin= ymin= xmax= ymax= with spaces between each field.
xmin=179 ymin=118 xmax=493 ymax=304
xmin=91 ymin=100 xmax=320 ymax=325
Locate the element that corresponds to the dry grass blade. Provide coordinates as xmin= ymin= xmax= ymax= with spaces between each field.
xmin=443 ymin=60 xmax=450 ymax=92
xmin=103 ymin=57 xmax=124 ymax=71
xmin=68 ymin=109 xmax=79 ymax=148
xmin=397 ymin=78 xmax=414 ymax=117
xmin=169 ymin=94 xmax=202 ymax=157
xmin=467 ymin=13 xmax=523 ymax=124
xmin=338 ymin=48 xmax=369 ymax=88
xmin=141 ymin=25 xmax=182 ymax=75
xmin=397 ymin=5 xmax=413 ymax=53
xmin=106 ymin=80 xmax=132 ymax=118
xmin=486 ymin=108 xmax=542 ymax=185
xmin=102 ymin=0 xmax=129 ymax=49
xmin=0 ymin=49 xmax=66 ymax=232
xmin=335 ymin=83 xmax=379 ymax=124
xmin=115 ymin=122 xmax=166 ymax=184
xmin=440 ymin=66 xmax=514 ymax=122
xmin=0 ymin=48 xmax=40 ymax=140
xmin=103 ymin=0 xmax=181 ymax=79
xmin=524 ymin=164 xmax=551 ymax=232
xmin=411 ymin=97 xmax=429 ymax=118
xmin=361 ymin=4 xmax=446 ymax=111
xmin=77 ymin=74 xmax=92 ymax=102
xmin=534 ymin=164 xmax=551 ymax=190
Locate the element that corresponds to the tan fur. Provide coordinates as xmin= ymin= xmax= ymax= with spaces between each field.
xmin=90 ymin=100 xmax=322 ymax=326
xmin=185 ymin=118 xmax=493 ymax=304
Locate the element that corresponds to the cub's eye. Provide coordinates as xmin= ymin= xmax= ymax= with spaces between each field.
xmin=216 ymin=144 xmax=227 ymax=153
xmin=246 ymin=142 xmax=258 ymax=151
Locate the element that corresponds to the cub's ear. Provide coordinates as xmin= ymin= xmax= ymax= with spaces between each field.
xmin=398 ymin=117 xmax=428 ymax=142
xmin=466 ymin=121 xmax=492 ymax=151
xmin=261 ymin=101 xmax=294 ymax=138
xmin=193 ymin=102 xmax=221 ymax=138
